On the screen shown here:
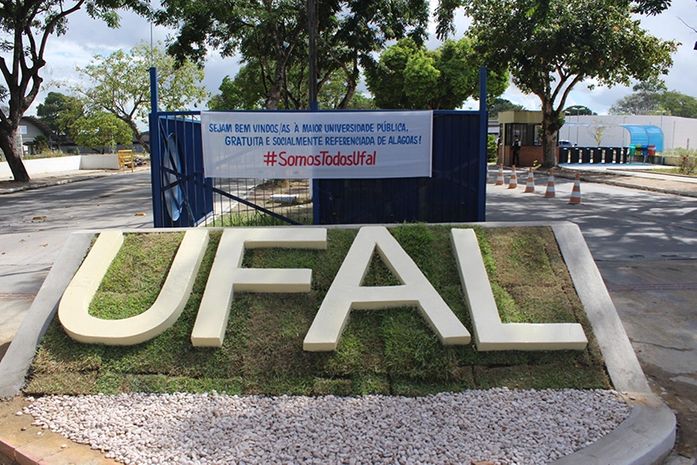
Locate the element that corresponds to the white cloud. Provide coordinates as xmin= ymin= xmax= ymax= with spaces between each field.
xmin=423 ymin=0 xmax=697 ymax=114
xmin=5 ymin=0 xmax=695 ymax=116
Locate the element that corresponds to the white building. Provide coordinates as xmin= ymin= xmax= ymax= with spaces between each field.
xmin=558 ymin=115 xmax=697 ymax=152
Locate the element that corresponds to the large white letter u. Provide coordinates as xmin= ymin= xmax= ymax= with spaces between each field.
xmin=58 ymin=230 xmax=208 ymax=345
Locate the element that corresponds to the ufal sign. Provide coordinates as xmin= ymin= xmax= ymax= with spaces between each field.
xmin=58 ymin=227 xmax=588 ymax=352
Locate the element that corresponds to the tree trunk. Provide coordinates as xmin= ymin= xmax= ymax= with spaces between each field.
xmin=264 ymin=54 xmax=285 ymax=110
xmin=124 ymin=117 xmax=149 ymax=153
xmin=0 ymin=129 xmax=30 ymax=182
xmin=337 ymin=77 xmax=357 ymax=109
xmin=542 ymin=128 xmax=558 ymax=169
xmin=541 ymin=99 xmax=559 ymax=168
xmin=337 ymin=60 xmax=359 ymax=109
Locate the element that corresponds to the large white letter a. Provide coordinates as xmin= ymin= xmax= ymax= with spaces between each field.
xmin=303 ymin=226 xmax=470 ymax=351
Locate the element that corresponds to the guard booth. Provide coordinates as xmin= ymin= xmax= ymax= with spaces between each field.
xmin=497 ymin=111 xmax=545 ymax=167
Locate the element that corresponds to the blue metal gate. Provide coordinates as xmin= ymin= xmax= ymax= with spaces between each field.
xmin=315 ymin=111 xmax=485 ymax=224
xmin=148 ymin=69 xmax=488 ymax=227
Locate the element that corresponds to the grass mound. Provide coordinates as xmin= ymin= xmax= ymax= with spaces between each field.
xmin=26 ymin=225 xmax=609 ymax=396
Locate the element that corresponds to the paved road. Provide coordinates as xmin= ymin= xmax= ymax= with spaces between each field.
xmin=0 ymin=169 xmax=695 ymax=460
xmin=487 ymin=173 xmax=697 ymax=460
xmin=0 ymin=172 xmax=153 ymax=348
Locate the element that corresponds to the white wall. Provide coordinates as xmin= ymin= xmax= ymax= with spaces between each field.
xmin=558 ymin=115 xmax=697 ymax=151
xmin=0 ymin=154 xmax=120 ymax=178
xmin=80 ymin=154 xmax=120 ymax=170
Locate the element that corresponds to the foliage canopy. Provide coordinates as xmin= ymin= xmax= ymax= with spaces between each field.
xmin=156 ymin=0 xmax=429 ymax=110
xmin=610 ymin=81 xmax=697 ymax=117
xmin=75 ymin=43 xmax=206 ymax=152
xmin=70 ymin=111 xmax=132 ymax=153
xmin=36 ymin=92 xmax=85 ymax=140
xmin=366 ymin=38 xmax=509 ymax=110
xmin=0 ymin=0 xmax=149 ymax=181
xmin=208 ymin=63 xmax=375 ymax=111
xmin=488 ymin=98 xmax=525 ymax=117
xmin=436 ymin=0 xmax=676 ymax=167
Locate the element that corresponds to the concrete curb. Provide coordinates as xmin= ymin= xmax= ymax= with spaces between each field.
xmin=0 ymin=166 xmax=150 ymax=195
xmin=551 ymin=222 xmax=651 ymax=393
xmin=0 ymin=397 xmax=122 ymax=465
xmin=0 ymin=174 xmax=111 ymax=195
xmin=548 ymin=222 xmax=675 ymax=465
xmin=554 ymin=170 xmax=697 ymax=199
xmin=0 ymin=223 xmax=677 ymax=464
xmin=551 ymin=396 xmax=676 ymax=465
xmin=0 ymin=233 xmax=94 ymax=399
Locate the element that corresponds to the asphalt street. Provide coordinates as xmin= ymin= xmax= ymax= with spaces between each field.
xmin=0 ymin=171 xmax=153 ymax=348
xmin=0 ymin=169 xmax=695 ymax=460
xmin=486 ymin=173 xmax=697 ymax=460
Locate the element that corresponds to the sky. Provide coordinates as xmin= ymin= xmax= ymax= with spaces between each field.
xmin=20 ymin=0 xmax=697 ymax=117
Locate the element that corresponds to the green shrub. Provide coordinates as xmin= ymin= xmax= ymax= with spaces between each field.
xmin=680 ymin=157 xmax=696 ymax=175
xmin=32 ymin=134 xmax=49 ymax=154
xmin=487 ymin=134 xmax=498 ymax=162
xmin=665 ymin=148 xmax=697 ymax=175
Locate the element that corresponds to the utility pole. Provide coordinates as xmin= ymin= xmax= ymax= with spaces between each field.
xmin=307 ymin=0 xmax=318 ymax=111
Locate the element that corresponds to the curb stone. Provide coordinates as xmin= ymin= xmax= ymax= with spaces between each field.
xmin=0 ymin=173 xmax=111 ymax=195
xmin=553 ymin=169 xmax=697 ymax=199
xmin=0 ymin=166 xmax=150 ymax=195
xmin=0 ymin=222 xmax=677 ymax=465
xmin=0 ymin=233 xmax=94 ymax=399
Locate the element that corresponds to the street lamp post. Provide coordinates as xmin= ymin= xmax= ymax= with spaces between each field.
xmin=307 ymin=0 xmax=318 ymax=112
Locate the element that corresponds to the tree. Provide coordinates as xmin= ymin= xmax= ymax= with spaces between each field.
xmin=0 ymin=0 xmax=149 ymax=182
xmin=609 ymin=78 xmax=666 ymax=114
xmin=208 ymin=64 xmax=376 ymax=111
xmin=156 ymin=0 xmax=429 ymax=110
xmin=436 ymin=0 xmax=676 ymax=167
xmin=610 ymin=91 xmax=662 ymax=115
xmin=658 ymin=91 xmax=697 ymax=118
xmin=345 ymin=93 xmax=376 ymax=110
xmin=592 ymin=126 xmax=606 ymax=146
xmin=208 ymin=68 xmax=266 ymax=111
xmin=70 ymin=112 xmax=132 ymax=153
xmin=610 ymin=80 xmax=697 ymax=117
xmin=632 ymin=0 xmax=672 ymax=15
xmin=36 ymin=92 xmax=84 ymax=140
xmin=31 ymin=134 xmax=49 ymax=154
xmin=488 ymin=98 xmax=525 ymax=117
xmin=366 ymin=38 xmax=509 ymax=109
xmin=563 ymin=105 xmax=595 ymax=116
xmin=76 ymin=43 xmax=206 ymax=152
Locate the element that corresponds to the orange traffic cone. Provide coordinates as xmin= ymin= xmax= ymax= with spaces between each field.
xmin=524 ymin=168 xmax=535 ymax=193
xmin=508 ymin=166 xmax=518 ymax=189
xmin=495 ymin=165 xmax=504 ymax=186
xmin=544 ymin=173 xmax=556 ymax=198
xmin=569 ymin=173 xmax=582 ymax=204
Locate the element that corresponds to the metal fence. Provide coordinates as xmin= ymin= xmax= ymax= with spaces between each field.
xmin=149 ymin=111 xmax=486 ymax=227
xmin=150 ymin=112 xmax=314 ymax=227
xmin=315 ymin=111 xmax=486 ymax=224
xmin=148 ymin=68 xmax=488 ymax=227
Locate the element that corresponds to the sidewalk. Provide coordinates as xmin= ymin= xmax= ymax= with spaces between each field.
xmin=0 ymin=165 xmax=693 ymax=465
xmin=5 ymin=164 xmax=697 ymax=198
xmin=555 ymin=164 xmax=697 ymax=198
xmin=490 ymin=163 xmax=697 ymax=198
xmin=0 ymin=167 xmax=149 ymax=195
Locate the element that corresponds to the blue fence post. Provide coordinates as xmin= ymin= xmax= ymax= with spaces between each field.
xmin=477 ymin=67 xmax=488 ymax=222
xmin=149 ymin=67 xmax=164 ymax=227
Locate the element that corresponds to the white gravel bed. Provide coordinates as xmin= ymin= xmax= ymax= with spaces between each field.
xmin=24 ymin=388 xmax=630 ymax=465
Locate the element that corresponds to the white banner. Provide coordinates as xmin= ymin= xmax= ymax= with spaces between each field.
xmin=200 ymin=111 xmax=432 ymax=179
